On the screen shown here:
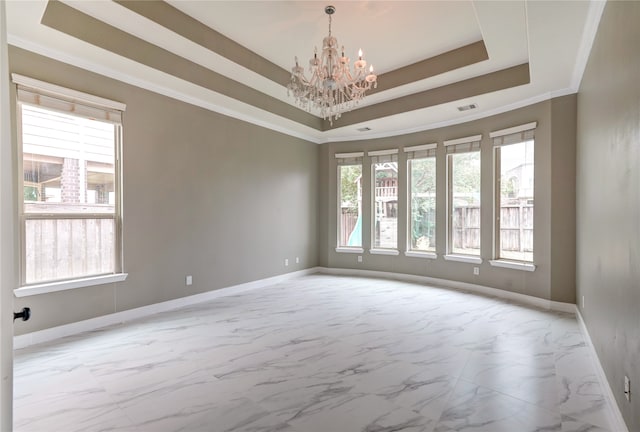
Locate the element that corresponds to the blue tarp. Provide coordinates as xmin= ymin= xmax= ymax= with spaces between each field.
xmin=347 ymin=214 xmax=362 ymax=246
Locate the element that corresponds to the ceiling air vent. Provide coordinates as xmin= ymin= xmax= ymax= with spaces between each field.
xmin=457 ymin=103 xmax=478 ymax=112
xmin=357 ymin=127 xmax=372 ymax=132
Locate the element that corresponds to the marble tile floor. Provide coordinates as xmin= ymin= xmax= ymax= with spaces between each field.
xmin=13 ymin=274 xmax=615 ymax=432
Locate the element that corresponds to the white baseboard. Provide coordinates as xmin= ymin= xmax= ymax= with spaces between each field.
xmin=316 ymin=267 xmax=576 ymax=313
xmin=575 ymin=309 xmax=629 ymax=432
xmin=13 ymin=266 xmax=576 ymax=348
xmin=14 ymin=267 xmax=321 ymax=349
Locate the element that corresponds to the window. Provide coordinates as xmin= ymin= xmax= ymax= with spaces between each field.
xmin=445 ymin=135 xmax=481 ymax=257
xmin=492 ymin=123 xmax=535 ymax=263
xmin=15 ymin=75 xmax=125 ymax=286
xmin=336 ymin=152 xmax=363 ymax=250
xmin=406 ymin=144 xmax=437 ymax=255
xmin=369 ymin=149 xmax=398 ymax=252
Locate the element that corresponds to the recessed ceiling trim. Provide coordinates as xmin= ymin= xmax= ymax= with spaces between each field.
xmin=117 ymin=0 xmax=489 ymax=99
xmin=323 ymin=88 xmax=574 ymax=144
xmin=41 ymin=0 xmax=323 ymax=130
xmin=115 ymin=0 xmax=291 ymax=87
xmin=323 ymin=63 xmax=530 ymax=130
xmin=370 ymin=40 xmax=488 ymax=95
xmin=8 ymin=42 xmax=324 ymax=144
xmin=7 ymin=0 xmax=600 ymax=143
xmin=42 ymin=1 xmax=528 ymax=135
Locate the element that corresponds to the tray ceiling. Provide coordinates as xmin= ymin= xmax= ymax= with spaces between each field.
xmin=6 ymin=0 xmax=604 ymax=143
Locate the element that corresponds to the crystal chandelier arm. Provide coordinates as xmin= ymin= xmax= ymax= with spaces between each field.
xmin=287 ymin=5 xmax=377 ymax=126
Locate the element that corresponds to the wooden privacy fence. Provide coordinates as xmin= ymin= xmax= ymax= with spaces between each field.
xmin=499 ymin=204 xmax=533 ymax=252
xmin=453 ymin=204 xmax=533 ymax=252
xmin=453 ymin=206 xmax=480 ymax=250
xmin=25 ymin=218 xmax=115 ymax=284
xmin=340 ymin=209 xmax=358 ymax=245
xmin=339 ymin=204 xmax=532 ymax=252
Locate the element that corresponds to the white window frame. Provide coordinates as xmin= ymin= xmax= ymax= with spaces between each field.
xmin=405 ymin=143 xmax=437 ymax=259
xmin=444 ymin=134 xmax=483 ymax=263
xmin=369 ymin=149 xmax=399 ymax=255
xmin=13 ymin=74 xmax=127 ymax=295
xmin=490 ymin=122 xmax=537 ymax=271
xmin=336 ymin=152 xmax=364 ymax=253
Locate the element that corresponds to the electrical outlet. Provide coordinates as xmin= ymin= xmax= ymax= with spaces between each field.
xmin=296 ymin=257 xmax=300 ymax=264
xmin=357 ymin=255 xmax=363 ymax=263
xmin=625 ymin=376 xmax=631 ymax=401
xmin=284 ymin=259 xmax=289 ymax=266
xmin=473 ymin=267 xmax=479 ymax=275
xmin=186 ymin=275 xmax=192 ymax=286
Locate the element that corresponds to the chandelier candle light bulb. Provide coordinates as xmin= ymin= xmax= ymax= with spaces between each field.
xmin=354 ymin=49 xmax=366 ymax=70
xmin=367 ymin=65 xmax=377 ymax=83
xmin=287 ymin=5 xmax=378 ymax=126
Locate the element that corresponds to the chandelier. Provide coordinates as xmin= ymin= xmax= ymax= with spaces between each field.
xmin=287 ymin=5 xmax=377 ymax=126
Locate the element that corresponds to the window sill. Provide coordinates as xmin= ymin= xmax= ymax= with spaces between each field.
xmin=369 ymin=249 xmax=400 ymax=256
xmin=14 ymin=273 xmax=128 ymax=298
xmin=489 ymin=260 xmax=536 ymax=272
xmin=444 ymin=254 xmax=483 ymax=264
xmin=335 ymin=247 xmax=364 ymax=254
xmin=404 ymin=251 xmax=437 ymax=259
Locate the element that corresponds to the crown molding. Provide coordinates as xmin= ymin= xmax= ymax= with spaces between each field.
xmin=8 ymin=35 xmax=325 ymax=144
xmin=570 ymin=0 xmax=607 ymax=92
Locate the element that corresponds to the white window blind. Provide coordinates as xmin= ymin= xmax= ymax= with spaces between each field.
xmin=492 ymin=127 xmax=535 ymax=146
xmin=336 ymin=152 xmax=363 ymax=165
xmin=445 ymin=135 xmax=482 ymax=154
xmin=490 ymin=121 xmax=537 ymax=140
xmin=368 ymin=149 xmax=398 ymax=164
xmin=405 ymin=143 xmax=437 ymax=160
xmin=13 ymin=74 xmax=125 ymax=124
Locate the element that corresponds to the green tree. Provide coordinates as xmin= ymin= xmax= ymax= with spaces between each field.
xmin=410 ymin=158 xmax=436 ymax=248
xmin=24 ymin=185 xmax=39 ymax=202
xmin=339 ymin=165 xmax=361 ymax=209
xmin=451 ymin=152 xmax=481 ymax=203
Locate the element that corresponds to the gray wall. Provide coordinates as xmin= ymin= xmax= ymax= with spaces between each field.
xmin=551 ymin=96 xmax=577 ymax=304
xmin=9 ymin=47 xmax=578 ymax=334
xmin=576 ymin=1 xmax=640 ymax=429
xmin=319 ymin=96 xmax=577 ymax=303
xmin=10 ymin=47 xmax=319 ymax=335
